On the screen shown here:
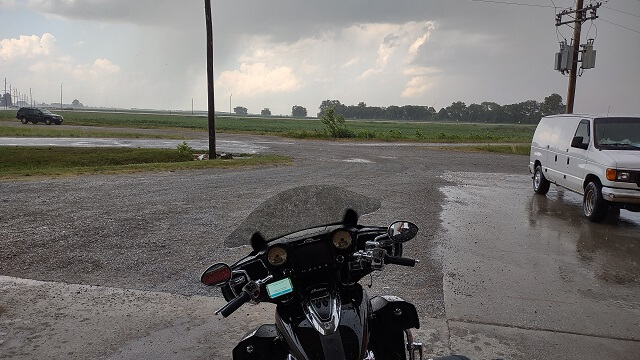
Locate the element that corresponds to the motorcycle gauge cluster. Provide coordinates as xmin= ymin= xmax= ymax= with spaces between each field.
xmin=267 ymin=246 xmax=287 ymax=266
xmin=332 ymin=230 xmax=353 ymax=249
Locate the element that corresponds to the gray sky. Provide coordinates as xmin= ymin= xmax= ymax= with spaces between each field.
xmin=1 ymin=0 xmax=638 ymax=116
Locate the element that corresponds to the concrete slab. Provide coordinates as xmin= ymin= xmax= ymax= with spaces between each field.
xmin=0 ymin=276 xmax=274 ymax=359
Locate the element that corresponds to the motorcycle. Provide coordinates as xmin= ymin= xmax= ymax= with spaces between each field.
xmin=201 ymin=185 xmax=469 ymax=360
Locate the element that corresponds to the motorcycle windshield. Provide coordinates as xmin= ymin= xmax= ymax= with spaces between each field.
xmin=224 ymin=185 xmax=381 ymax=247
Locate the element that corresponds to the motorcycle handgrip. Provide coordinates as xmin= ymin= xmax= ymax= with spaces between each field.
xmin=217 ymin=291 xmax=251 ymax=318
xmin=384 ymin=255 xmax=417 ymax=267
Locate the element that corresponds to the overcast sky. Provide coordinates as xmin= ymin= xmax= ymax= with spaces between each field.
xmin=1 ymin=0 xmax=638 ymax=116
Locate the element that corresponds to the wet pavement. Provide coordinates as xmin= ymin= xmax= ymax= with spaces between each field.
xmin=440 ymin=172 xmax=640 ymax=358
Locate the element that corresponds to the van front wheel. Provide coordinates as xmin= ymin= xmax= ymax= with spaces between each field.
xmin=583 ymin=182 xmax=608 ymax=222
xmin=533 ymin=165 xmax=550 ymax=195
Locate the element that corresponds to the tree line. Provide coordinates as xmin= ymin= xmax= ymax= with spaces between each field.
xmin=318 ymin=93 xmax=565 ymax=124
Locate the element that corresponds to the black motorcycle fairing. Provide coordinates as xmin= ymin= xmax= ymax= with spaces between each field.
xmin=368 ymin=295 xmax=420 ymax=360
xmin=275 ymin=285 xmax=369 ymax=360
xmin=231 ymin=324 xmax=288 ymax=360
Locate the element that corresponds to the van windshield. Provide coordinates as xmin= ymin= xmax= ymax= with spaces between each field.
xmin=594 ymin=117 xmax=640 ymax=150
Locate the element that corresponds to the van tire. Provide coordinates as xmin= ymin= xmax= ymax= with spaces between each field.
xmin=533 ymin=165 xmax=550 ymax=195
xmin=583 ymin=182 xmax=608 ymax=222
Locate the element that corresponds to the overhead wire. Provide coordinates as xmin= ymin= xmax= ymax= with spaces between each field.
xmin=550 ymin=0 xmax=568 ymax=42
xmin=469 ymin=0 xmax=555 ymax=8
xmin=599 ymin=18 xmax=640 ymax=34
xmin=602 ymin=6 xmax=640 ymax=18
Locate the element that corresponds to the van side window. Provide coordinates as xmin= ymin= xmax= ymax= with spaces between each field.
xmin=574 ymin=120 xmax=590 ymax=146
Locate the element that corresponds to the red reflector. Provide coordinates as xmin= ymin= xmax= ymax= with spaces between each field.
xmin=202 ymin=266 xmax=231 ymax=286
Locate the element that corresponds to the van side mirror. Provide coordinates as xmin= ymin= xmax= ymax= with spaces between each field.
xmin=571 ymin=136 xmax=588 ymax=150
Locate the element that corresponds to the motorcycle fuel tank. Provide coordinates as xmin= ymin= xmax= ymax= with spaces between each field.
xmin=275 ymin=286 xmax=369 ymax=360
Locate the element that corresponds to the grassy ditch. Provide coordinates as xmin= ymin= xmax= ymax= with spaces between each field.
xmin=435 ymin=144 xmax=530 ymax=156
xmin=0 ymin=146 xmax=291 ymax=180
xmin=0 ymin=110 xmax=535 ymax=143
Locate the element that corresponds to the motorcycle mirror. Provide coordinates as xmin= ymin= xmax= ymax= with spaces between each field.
xmin=201 ymin=263 xmax=232 ymax=286
xmin=387 ymin=221 xmax=419 ymax=243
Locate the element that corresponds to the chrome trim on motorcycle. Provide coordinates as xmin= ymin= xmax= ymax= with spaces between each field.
xmin=302 ymin=291 xmax=341 ymax=336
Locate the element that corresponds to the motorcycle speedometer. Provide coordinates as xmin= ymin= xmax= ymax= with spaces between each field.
xmin=332 ymin=230 xmax=353 ymax=249
xmin=267 ymin=246 xmax=287 ymax=266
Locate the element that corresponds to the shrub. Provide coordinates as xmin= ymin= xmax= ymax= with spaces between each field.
xmin=321 ymin=106 xmax=354 ymax=138
xmin=176 ymin=141 xmax=194 ymax=155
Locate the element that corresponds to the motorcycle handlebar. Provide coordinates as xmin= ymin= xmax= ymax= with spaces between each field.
xmin=216 ymin=290 xmax=251 ymax=317
xmin=384 ymin=255 xmax=417 ymax=267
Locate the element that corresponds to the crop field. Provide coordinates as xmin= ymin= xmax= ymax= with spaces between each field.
xmin=0 ymin=109 xmax=535 ymax=143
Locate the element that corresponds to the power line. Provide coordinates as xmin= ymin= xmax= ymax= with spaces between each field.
xmin=470 ymin=0 xmax=556 ymax=8
xmin=603 ymin=5 xmax=640 ymax=18
xmin=599 ymin=18 xmax=640 ymax=34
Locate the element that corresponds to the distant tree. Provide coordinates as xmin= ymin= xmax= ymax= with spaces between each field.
xmin=467 ymin=103 xmax=485 ymax=122
xmin=71 ymin=99 xmax=84 ymax=107
xmin=541 ymin=93 xmax=564 ymax=116
xmin=233 ymin=106 xmax=248 ymax=115
xmin=261 ymin=108 xmax=272 ymax=116
xmin=446 ymin=101 xmax=468 ymax=121
xmin=292 ymin=105 xmax=307 ymax=117
xmin=318 ymin=100 xmax=342 ymax=116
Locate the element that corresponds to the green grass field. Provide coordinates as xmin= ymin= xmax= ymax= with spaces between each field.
xmin=0 ymin=109 xmax=535 ymax=143
xmin=0 ymin=146 xmax=291 ymax=179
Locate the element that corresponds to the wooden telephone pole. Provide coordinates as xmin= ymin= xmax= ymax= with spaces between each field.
xmin=204 ymin=0 xmax=216 ymax=159
xmin=565 ymin=0 xmax=584 ymax=114
xmin=555 ymin=1 xmax=601 ymax=114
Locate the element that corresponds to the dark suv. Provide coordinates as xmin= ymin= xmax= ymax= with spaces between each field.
xmin=16 ymin=107 xmax=64 ymax=125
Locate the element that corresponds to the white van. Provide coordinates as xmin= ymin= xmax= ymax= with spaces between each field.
xmin=529 ymin=114 xmax=640 ymax=222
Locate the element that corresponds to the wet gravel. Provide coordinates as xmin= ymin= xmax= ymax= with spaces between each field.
xmin=0 ymin=135 xmax=528 ymax=319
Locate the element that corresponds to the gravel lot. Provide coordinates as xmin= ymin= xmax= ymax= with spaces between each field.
xmin=0 ymin=135 xmax=527 ymax=313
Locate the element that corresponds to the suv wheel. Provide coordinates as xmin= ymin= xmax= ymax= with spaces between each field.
xmin=533 ymin=165 xmax=550 ymax=195
xmin=583 ymin=182 xmax=608 ymax=222
xmin=44 ymin=118 xmax=52 ymax=125
xmin=20 ymin=118 xmax=28 ymax=124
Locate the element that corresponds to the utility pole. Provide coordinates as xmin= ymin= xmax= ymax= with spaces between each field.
xmin=3 ymin=78 xmax=6 ymax=109
xmin=566 ymin=0 xmax=583 ymax=114
xmin=60 ymin=83 xmax=63 ymax=110
xmin=204 ymin=0 xmax=216 ymax=159
xmin=555 ymin=1 xmax=601 ymax=114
